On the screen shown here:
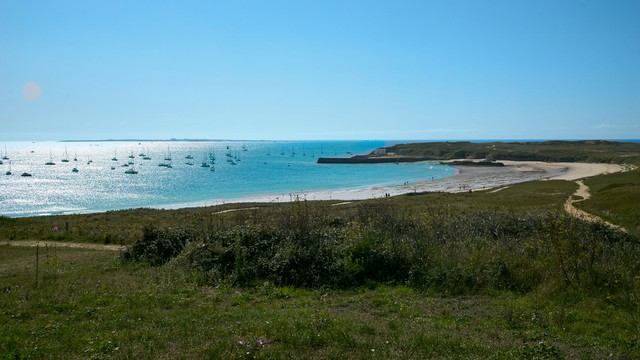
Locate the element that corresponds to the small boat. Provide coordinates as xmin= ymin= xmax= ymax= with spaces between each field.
xmin=186 ymin=162 xmax=194 ymax=166
xmin=45 ymin=150 xmax=55 ymax=165
xmin=72 ymin=167 xmax=79 ymax=173
xmin=200 ymin=162 xmax=210 ymax=168
xmin=21 ymin=172 xmax=32 ymax=177
xmin=210 ymin=165 xmax=215 ymax=172
xmin=158 ymin=163 xmax=172 ymax=168
xmin=110 ymin=166 xmax=116 ymax=170
xmin=124 ymin=168 xmax=138 ymax=174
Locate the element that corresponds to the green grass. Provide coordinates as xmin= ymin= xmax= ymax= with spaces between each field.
xmin=579 ymin=168 xmax=640 ymax=234
xmin=384 ymin=140 xmax=640 ymax=164
xmin=1 ymin=246 xmax=638 ymax=359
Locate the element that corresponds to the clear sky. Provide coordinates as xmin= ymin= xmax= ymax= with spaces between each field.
xmin=1 ymin=0 xmax=639 ymax=141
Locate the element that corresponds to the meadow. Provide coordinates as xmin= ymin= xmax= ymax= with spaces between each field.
xmin=1 ymin=141 xmax=640 ymax=359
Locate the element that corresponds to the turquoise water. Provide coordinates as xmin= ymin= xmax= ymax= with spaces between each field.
xmin=0 ymin=140 xmax=452 ymax=217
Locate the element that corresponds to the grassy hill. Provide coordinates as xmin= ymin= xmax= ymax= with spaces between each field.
xmin=384 ymin=140 xmax=640 ymax=164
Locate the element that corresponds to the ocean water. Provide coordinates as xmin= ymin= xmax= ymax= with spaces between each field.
xmin=0 ymin=140 xmax=453 ymax=217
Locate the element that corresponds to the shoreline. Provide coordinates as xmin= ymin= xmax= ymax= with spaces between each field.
xmin=6 ymin=160 xmax=628 ymax=217
xmin=158 ymin=161 xmax=628 ymax=211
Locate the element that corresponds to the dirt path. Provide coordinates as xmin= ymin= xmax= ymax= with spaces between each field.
xmin=0 ymin=240 xmax=126 ymax=251
xmin=564 ymin=180 xmax=626 ymax=232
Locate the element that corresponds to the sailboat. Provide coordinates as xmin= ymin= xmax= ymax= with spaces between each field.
xmin=124 ymin=165 xmax=138 ymax=174
xmin=201 ymin=154 xmax=210 ymax=167
xmin=111 ymin=150 xmax=118 ymax=161
xmin=45 ymin=150 xmax=55 ymax=165
xmin=61 ymin=147 xmax=70 ymax=162
xmin=73 ymin=150 xmax=78 ymax=162
xmin=2 ymin=145 xmax=9 ymax=160
xmin=5 ymin=161 xmax=11 ymax=175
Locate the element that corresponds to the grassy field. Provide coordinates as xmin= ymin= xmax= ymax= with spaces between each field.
xmin=1 ymin=245 xmax=638 ymax=359
xmin=577 ymin=168 xmax=640 ymax=234
xmin=2 ymin=141 xmax=640 ymax=358
xmin=384 ymin=140 xmax=640 ymax=164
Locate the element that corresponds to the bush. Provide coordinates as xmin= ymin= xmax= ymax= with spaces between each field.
xmin=124 ymin=225 xmax=194 ymax=266
xmin=131 ymin=201 xmax=639 ymax=304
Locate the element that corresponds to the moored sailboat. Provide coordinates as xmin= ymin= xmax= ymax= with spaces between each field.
xmin=45 ymin=150 xmax=55 ymax=165
xmin=61 ymin=147 xmax=70 ymax=162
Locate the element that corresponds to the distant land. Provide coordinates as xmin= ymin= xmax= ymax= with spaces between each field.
xmin=318 ymin=140 xmax=640 ymax=164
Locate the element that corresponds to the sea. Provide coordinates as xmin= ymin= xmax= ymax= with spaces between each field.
xmin=0 ymin=140 xmax=453 ymax=217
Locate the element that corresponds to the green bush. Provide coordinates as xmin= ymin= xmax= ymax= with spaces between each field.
xmin=124 ymin=225 xmax=194 ymax=266
xmin=153 ymin=202 xmax=639 ymax=303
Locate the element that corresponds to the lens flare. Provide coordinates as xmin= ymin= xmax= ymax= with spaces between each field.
xmin=22 ymin=82 xmax=42 ymax=101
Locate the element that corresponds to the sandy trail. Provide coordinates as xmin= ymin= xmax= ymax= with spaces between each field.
xmin=564 ymin=180 xmax=626 ymax=232
xmin=0 ymin=240 xmax=126 ymax=251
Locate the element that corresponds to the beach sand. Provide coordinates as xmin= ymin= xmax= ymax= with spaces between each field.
xmin=161 ymin=161 xmax=627 ymax=210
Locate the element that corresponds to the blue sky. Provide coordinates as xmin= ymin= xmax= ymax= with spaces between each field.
xmin=1 ymin=1 xmax=639 ymax=141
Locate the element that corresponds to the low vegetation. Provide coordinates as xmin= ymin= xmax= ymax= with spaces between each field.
xmin=2 ymin=192 xmax=639 ymax=358
xmin=385 ymin=140 xmax=640 ymax=164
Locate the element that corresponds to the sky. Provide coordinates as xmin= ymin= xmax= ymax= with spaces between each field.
xmin=1 ymin=0 xmax=639 ymax=141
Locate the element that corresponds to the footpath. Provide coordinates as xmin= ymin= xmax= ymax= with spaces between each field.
xmin=564 ymin=180 xmax=626 ymax=232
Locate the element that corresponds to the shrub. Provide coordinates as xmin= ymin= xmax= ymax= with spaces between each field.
xmin=123 ymin=225 xmax=194 ymax=266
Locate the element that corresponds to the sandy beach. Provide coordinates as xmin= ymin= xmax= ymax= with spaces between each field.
xmin=162 ymin=161 xmax=628 ymax=210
